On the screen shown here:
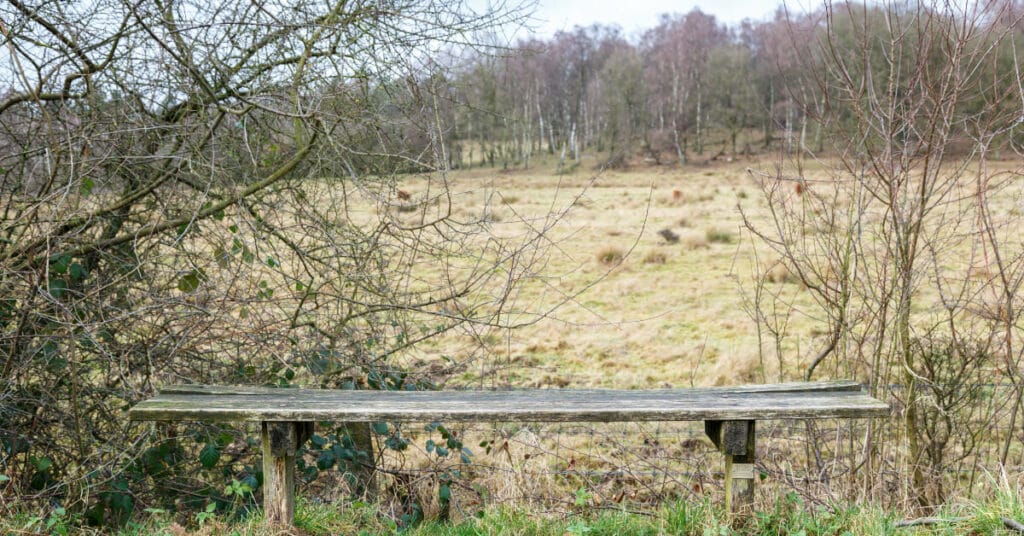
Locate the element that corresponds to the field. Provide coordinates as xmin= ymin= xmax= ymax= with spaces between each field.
xmin=348 ymin=152 xmax=1024 ymax=521
xmin=401 ymin=155 xmax=811 ymax=391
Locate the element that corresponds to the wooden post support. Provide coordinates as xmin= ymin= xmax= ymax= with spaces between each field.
xmin=261 ymin=421 xmax=312 ymax=525
xmin=705 ymin=420 xmax=756 ymax=516
xmin=342 ymin=422 xmax=377 ymax=497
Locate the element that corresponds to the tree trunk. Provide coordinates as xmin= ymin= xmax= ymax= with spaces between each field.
xmin=696 ymin=91 xmax=704 ymax=155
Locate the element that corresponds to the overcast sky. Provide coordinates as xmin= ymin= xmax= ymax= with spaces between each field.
xmin=513 ymin=0 xmax=805 ymax=40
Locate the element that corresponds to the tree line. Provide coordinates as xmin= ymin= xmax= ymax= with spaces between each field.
xmin=425 ymin=2 xmax=1024 ymax=170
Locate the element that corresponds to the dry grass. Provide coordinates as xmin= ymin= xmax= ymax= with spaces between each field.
xmin=596 ymin=246 xmax=625 ymax=265
xmin=643 ymin=250 xmax=668 ymax=264
xmin=389 ymin=155 xmax=1023 ymax=392
xmin=308 ymin=156 xmax=1024 ymax=522
xmin=397 ymin=158 xmax=787 ymax=390
xmin=765 ymin=259 xmax=801 ymax=284
xmin=681 ymin=230 xmax=709 ymax=250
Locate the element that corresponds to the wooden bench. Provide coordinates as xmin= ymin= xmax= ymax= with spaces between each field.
xmin=129 ymin=380 xmax=888 ymax=526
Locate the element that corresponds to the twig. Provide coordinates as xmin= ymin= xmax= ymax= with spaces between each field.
xmin=1003 ymin=517 xmax=1024 ymax=533
xmin=895 ymin=516 xmax=969 ymax=528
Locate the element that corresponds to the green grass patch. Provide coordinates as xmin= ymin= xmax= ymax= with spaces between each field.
xmin=4 ymin=478 xmax=1022 ymax=535
xmin=704 ymin=228 xmax=734 ymax=244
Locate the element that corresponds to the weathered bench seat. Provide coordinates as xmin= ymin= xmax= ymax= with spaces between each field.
xmin=129 ymin=380 xmax=888 ymax=525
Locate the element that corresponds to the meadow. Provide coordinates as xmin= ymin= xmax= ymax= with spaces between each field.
xmin=364 ymin=152 xmax=1024 ymax=526
xmin=401 ymin=155 xmax=811 ymax=391
xmin=7 ymin=152 xmax=1024 ymax=535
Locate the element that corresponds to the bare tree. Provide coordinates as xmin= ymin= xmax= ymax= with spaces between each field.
xmin=745 ymin=0 xmax=1024 ymax=509
xmin=0 ymin=0 xmax=579 ymax=520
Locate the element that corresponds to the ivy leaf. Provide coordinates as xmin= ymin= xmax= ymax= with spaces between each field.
xmin=438 ymin=484 xmax=451 ymax=501
xmin=109 ymin=493 xmax=132 ymax=513
xmin=32 ymin=457 xmax=52 ymax=472
xmin=199 ymin=443 xmax=219 ymax=468
xmin=80 ymin=177 xmax=94 ymax=195
xmin=215 ymin=432 xmax=233 ymax=448
xmin=177 ymin=269 xmax=207 ymax=293
xmin=69 ymin=263 xmax=87 ymax=281
xmin=316 ymin=451 xmax=335 ymax=470
xmin=47 ymin=278 xmax=68 ymax=298
xmin=50 ymin=253 xmax=71 ymax=274
xmin=371 ymin=422 xmax=389 ymax=436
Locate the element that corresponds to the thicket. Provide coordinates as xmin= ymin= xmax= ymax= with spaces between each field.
xmin=740 ymin=0 xmax=1024 ymax=511
xmin=0 ymin=0 xmax=567 ymax=528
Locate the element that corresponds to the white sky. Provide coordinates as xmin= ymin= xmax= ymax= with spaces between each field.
xmin=517 ymin=0 xmax=800 ymax=39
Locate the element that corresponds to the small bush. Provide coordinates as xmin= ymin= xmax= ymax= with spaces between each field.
xmin=705 ymin=228 xmax=734 ymax=244
xmin=596 ymin=247 xmax=625 ymax=265
xmin=501 ymin=195 xmax=520 ymax=205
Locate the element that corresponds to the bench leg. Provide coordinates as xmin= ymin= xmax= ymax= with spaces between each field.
xmin=262 ymin=421 xmax=312 ymax=526
xmin=342 ymin=423 xmax=377 ymax=497
xmin=705 ymin=420 xmax=756 ymax=517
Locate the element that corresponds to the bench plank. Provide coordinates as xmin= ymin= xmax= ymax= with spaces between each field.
xmin=130 ymin=381 xmax=888 ymax=423
xmin=155 ymin=379 xmax=866 ymax=397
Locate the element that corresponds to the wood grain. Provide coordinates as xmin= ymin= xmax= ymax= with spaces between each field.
xmin=262 ymin=422 xmax=300 ymax=526
xmin=130 ymin=381 xmax=888 ymax=423
xmin=722 ymin=420 xmax=756 ymax=516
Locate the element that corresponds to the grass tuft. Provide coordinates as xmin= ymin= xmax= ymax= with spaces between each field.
xmin=596 ymin=246 xmax=625 ymax=265
xmin=643 ymin=250 xmax=668 ymax=264
xmin=705 ymin=227 xmax=734 ymax=244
